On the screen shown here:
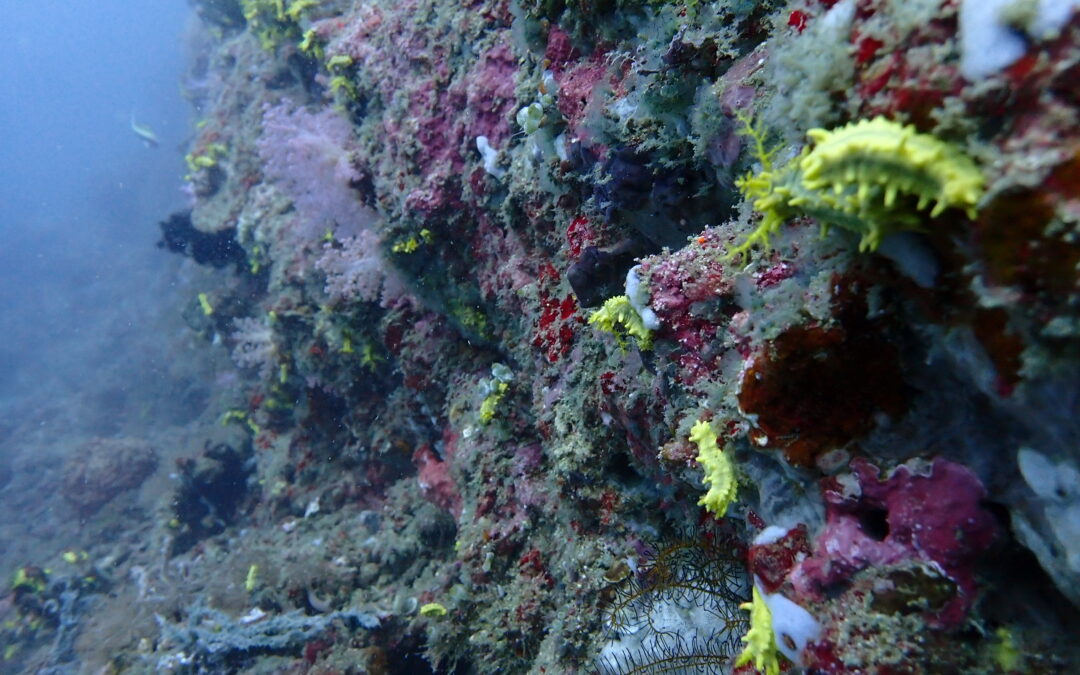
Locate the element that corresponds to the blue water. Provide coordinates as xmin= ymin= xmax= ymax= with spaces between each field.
xmin=0 ymin=0 xmax=191 ymax=415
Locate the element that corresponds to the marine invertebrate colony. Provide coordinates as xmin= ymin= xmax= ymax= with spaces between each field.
xmin=731 ymin=116 xmax=985 ymax=257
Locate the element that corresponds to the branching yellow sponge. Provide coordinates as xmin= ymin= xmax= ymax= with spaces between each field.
xmin=730 ymin=117 xmax=984 ymax=259
xmin=690 ymin=420 xmax=737 ymax=517
xmin=588 ymin=295 xmax=653 ymax=351
xmin=736 ymin=586 xmax=781 ymax=675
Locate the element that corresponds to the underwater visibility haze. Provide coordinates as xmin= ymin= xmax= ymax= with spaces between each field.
xmin=2 ymin=0 xmax=1080 ymax=673
xmin=0 ymin=0 xmax=194 ymax=423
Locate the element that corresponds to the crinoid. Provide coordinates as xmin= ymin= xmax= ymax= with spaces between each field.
xmin=595 ymin=528 xmax=750 ymax=674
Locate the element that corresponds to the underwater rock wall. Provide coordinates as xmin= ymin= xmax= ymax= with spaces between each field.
xmin=166 ymin=0 xmax=1080 ymax=671
xmin=9 ymin=0 xmax=1080 ymax=673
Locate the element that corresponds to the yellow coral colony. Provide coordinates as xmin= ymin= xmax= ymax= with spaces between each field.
xmin=690 ymin=420 xmax=737 ymax=517
xmin=731 ymin=117 xmax=984 ymax=258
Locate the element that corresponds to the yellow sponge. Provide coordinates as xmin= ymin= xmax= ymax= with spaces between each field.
xmin=690 ymin=420 xmax=737 ymax=517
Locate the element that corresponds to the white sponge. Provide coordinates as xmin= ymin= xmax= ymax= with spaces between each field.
xmin=625 ymin=265 xmax=661 ymax=330
xmin=759 ymin=584 xmax=822 ymax=665
xmin=959 ymin=0 xmax=1080 ymax=80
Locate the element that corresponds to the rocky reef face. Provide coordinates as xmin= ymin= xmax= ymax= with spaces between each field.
xmin=60 ymin=437 xmax=160 ymax=517
xmin=6 ymin=0 xmax=1080 ymax=672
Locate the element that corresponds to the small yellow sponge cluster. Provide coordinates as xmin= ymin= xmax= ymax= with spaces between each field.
xmin=731 ymin=116 xmax=984 ymax=258
xmin=690 ymin=420 xmax=737 ymax=517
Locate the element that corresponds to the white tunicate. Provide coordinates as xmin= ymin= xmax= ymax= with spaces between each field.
xmin=820 ymin=0 xmax=855 ymax=30
xmin=392 ymin=595 xmax=418 ymax=616
xmin=479 ymin=378 xmax=499 ymax=397
xmin=491 ymin=362 xmax=514 ymax=383
xmin=1058 ymin=503 xmax=1080 ymax=573
xmin=1018 ymin=446 xmax=1080 ymax=504
xmin=625 ymin=265 xmax=661 ymax=330
xmin=876 ymin=232 xmax=938 ymax=288
xmin=539 ymin=70 xmax=558 ymax=107
xmin=516 ymin=102 xmax=544 ymax=135
xmin=475 ymin=136 xmax=505 ymax=178
xmin=958 ymin=0 xmax=1029 ymax=79
xmin=753 ymin=525 xmax=791 ymax=547
xmin=1028 ymin=0 xmax=1080 ymax=38
xmin=759 ymin=585 xmax=821 ymax=665
xmin=553 ymin=133 xmax=568 ymax=162
xmin=959 ymin=0 xmax=1080 ymax=80
xmin=1017 ymin=447 xmax=1080 ymax=574
xmin=609 ymin=94 xmax=640 ymax=125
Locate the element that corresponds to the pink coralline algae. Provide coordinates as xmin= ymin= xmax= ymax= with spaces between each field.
xmin=462 ymin=41 xmax=517 ymax=145
xmin=413 ymin=443 xmax=461 ymax=519
xmin=555 ymin=51 xmax=617 ymax=141
xmin=790 ymin=457 xmax=998 ymax=627
xmin=749 ymin=524 xmax=813 ymax=594
xmin=639 ymin=229 xmax=735 ymax=383
xmin=646 ymin=235 xmax=733 ymax=321
xmin=542 ymin=26 xmax=578 ymax=76
xmin=330 ymin=4 xmax=517 ymax=225
xmin=472 ymin=218 xmax=537 ymax=310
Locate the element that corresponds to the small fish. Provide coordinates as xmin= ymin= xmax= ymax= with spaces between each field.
xmin=130 ymin=113 xmax=159 ymax=148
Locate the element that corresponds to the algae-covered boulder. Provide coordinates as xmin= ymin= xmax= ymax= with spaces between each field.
xmin=60 ymin=437 xmax=159 ymax=516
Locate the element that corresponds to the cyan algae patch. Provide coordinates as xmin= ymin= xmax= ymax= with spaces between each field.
xmin=7 ymin=0 xmax=1080 ymax=673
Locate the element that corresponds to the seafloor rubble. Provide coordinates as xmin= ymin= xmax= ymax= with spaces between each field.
xmin=5 ymin=0 xmax=1080 ymax=673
